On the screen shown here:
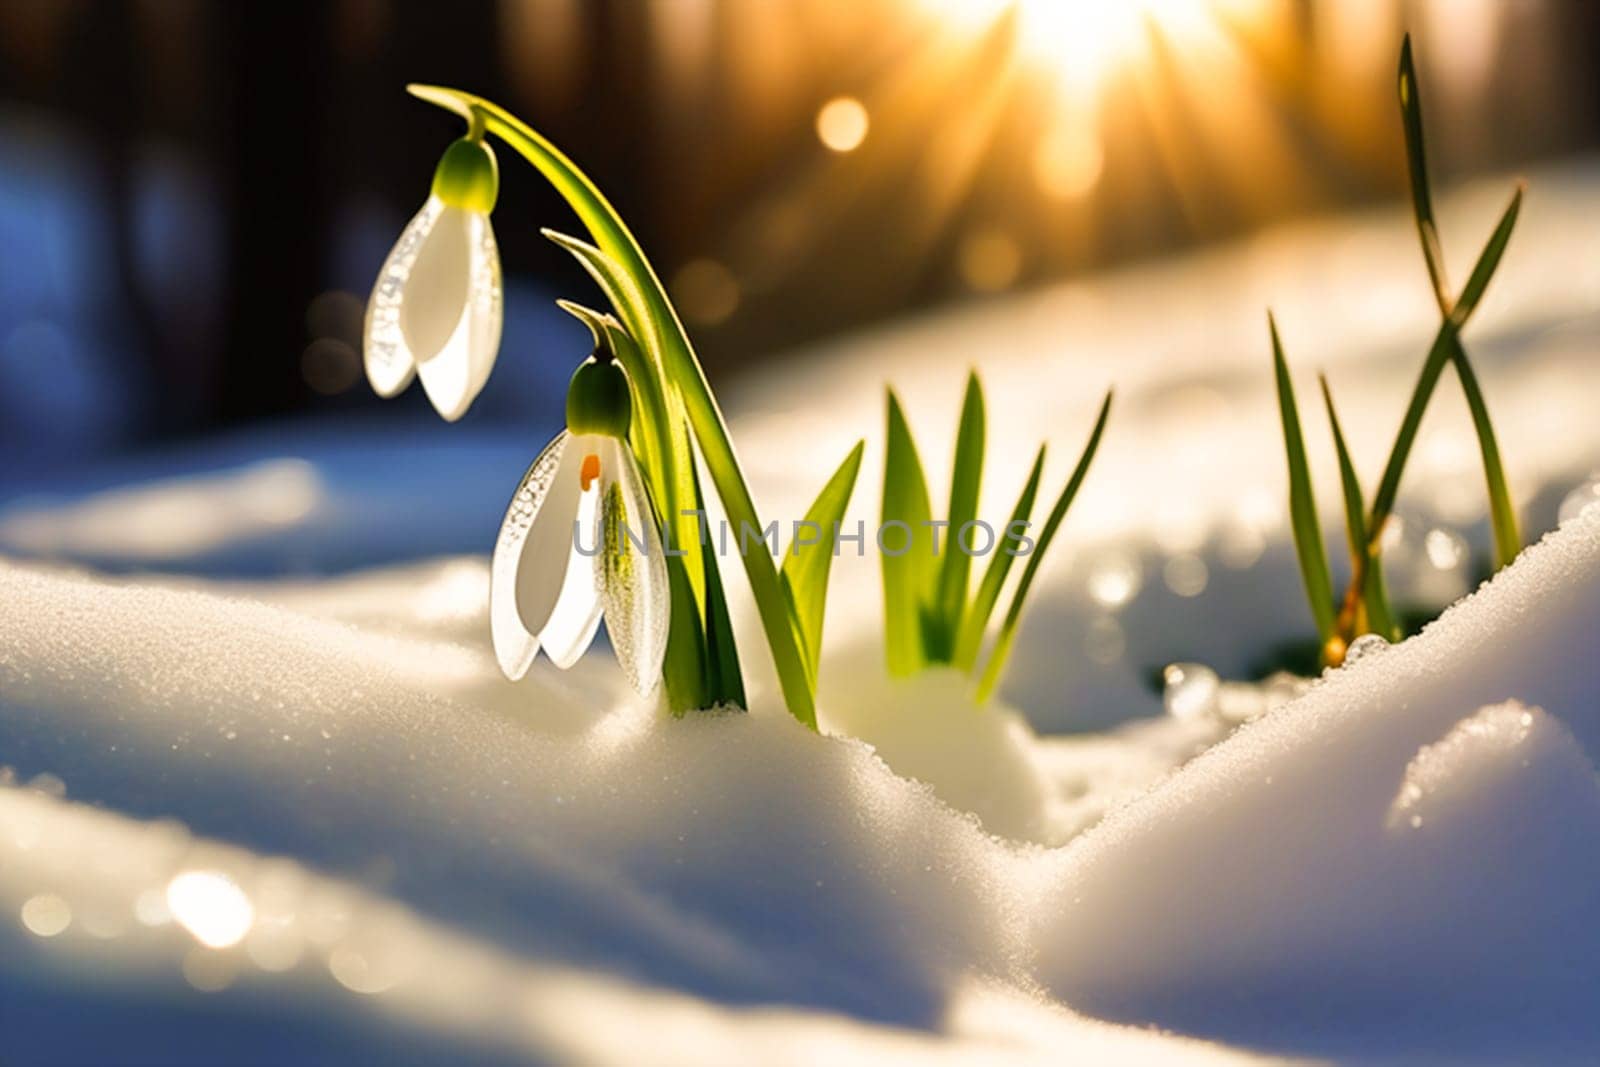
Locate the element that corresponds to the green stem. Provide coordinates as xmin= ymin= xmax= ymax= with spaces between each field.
xmin=409 ymin=85 xmax=815 ymax=727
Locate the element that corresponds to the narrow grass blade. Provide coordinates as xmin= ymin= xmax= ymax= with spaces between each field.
xmin=690 ymin=453 xmax=745 ymax=710
xmin=1449 ymin=185 xmax=1521 ymax=328
xmin=781 ymin=441 xmax=865 ymax=683
xmin=662 ymin=554 xmax=708 ymax=714
xmin=1446 ymin=334 xmax=1520 ymax=567
xmin=1319 ymin=376 xmax=1367 ymax=573
xmin=954 ymin=444 xmax=1045 ymax=673
xmin=977 ymin=392 xmax=1111 ymax=704
xmin=1398 ymin=35 xmax=1450 ymax=315
xmin=1270 ymin=315 xmax=1336 ymax=645
xmin=1319 ymin=375 xmax=1398 ymax=642
xmin=931 ymin=372 xmax=985 ymax=660
xmin=412 ymin=85 xmax=816 ymax=725
xmin=882 ymin=390 xmax=937 ymax=677
xmin=1366 ymin=188 xmax=1521 ymax=545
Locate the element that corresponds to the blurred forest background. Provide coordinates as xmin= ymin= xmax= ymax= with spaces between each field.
xmin=0 ymin=0 xmax=1595 ymax=470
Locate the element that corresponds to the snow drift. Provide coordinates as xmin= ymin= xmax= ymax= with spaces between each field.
xmin=0 ymin=501 xmax=1596 ymax=1063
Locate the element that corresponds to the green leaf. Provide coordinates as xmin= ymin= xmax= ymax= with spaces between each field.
xmin=1319 ymin=375 xmax=1367 ymax=575
xmin=690 ymin=452 xmax=746 ymax=710
xmin=1366 ymin=187 xmax=1522 ymax=547
xmin=781 ymin=440 xmax=865 ymax=683
xmin=976 ymin=391 xmax=1111 ymax=704
xmin=662 ymin=553 xmax=709 ymax=714
xmin=1398 ymin=34 xmax=1450 ymax=315
xmin=1446 ymin=334 xmax=1520 ymax=568
xmin=1449 ymin=186 xmax=1522 ymax=328
xmin=545 ymin=231 xmax=654 ymax=357
xmin=953 ymin=444 xmax=1045 ymax=673
xmin=1270 ymin=314 xmax=1336 ymax=646
xmin=929 ymin=372 xmax=985 ymax=661
xmin=1382 ymin=36 xmax=1522 ymax=575
xmin=1319 ymin=375 xmax=1398 ymax=643
xmin=411 ymin=85 xmax=816 ymax=726
xmin=882 ymin=390 xmax=937 ymax=677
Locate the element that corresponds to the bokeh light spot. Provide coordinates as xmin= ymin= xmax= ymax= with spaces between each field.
xmin=21 ymin=893 xmax=71 ymax=937
xmin=959 ymin=230 xmax=1022 ymax=292
xmin=167 ymin=870 xmax=255 ymax=949
xmin=671 ymin=258 xmax=741 ymax=326
xmin=816 ymin=96 xmax=869 ymax=152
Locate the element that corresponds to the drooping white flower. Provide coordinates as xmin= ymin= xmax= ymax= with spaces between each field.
xmin=490 ymin=359 xmax=669 ymax=695
xmin=364 ymin=137 xmax=502 ymax=422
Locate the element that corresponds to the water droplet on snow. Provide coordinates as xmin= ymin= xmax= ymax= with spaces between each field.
xmin=1424 ymin=527 xmax=1467 ymax=570
xmin=1343 ymin=633 xmax=1390 ymax=665
xmin=1163 ymin=662 xmax=1220 ymax=721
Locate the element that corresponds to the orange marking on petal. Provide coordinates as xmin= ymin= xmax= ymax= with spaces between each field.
xmin=579 ymin=453 xmax=602 ymax=491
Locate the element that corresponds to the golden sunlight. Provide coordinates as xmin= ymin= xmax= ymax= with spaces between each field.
xmin=917 ymin=0 xmax=1274 ymax=104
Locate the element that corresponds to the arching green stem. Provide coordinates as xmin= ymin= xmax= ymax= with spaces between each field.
xmin=409 ymin=84 xmax=816 ymax=727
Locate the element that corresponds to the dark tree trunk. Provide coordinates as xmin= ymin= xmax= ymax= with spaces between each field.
xmin=210 ymin=1 xmax=333 ymax=424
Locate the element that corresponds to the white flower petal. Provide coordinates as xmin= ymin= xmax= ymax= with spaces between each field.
xmin=538 ymin=436 xmax=606 ymax=668
xmin=515 ymin=432 xmax=585 ymax=637
xmin=399 ymin=202 xmax=471 ymax=360
xmin=490 ymin=432 xmax=567 ymax=680
xmin=363 ymin=197 xmax=445 ymax=397
xmin=596 ymin=439 xmax=670 ymax=695
xmin=415 ymin=209 xmax=502 ymax=422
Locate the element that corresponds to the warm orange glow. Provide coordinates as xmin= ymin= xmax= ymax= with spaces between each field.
xmin=816 ymin=95 xmax=870 ymax=152
xmin=918 ymin=0 xmax=1260 ymax=106
xmin=1032 ymin=125 xmax=1104 ymax=199
xmin=580 ymin=453 xmax=601 ymax=491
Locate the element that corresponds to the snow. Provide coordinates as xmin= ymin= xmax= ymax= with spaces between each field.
xmin=1030 ymin=509 xmax=1600 ymax=1061
xmin=2 ymin=164 xmax=1600 ymax=1062
xmin=1 ymin=504 xmax=1597 ymax=1064
xmin=0 ymin=555 xmax=1269 ymax=1064
xmin=0 ymin=460 xmax=325 ymax=561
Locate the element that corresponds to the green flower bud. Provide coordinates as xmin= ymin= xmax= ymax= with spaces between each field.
xmin=431 ymin=137 xmax=499 ymax=213
xmin=566 ymin=358 xmax=632 ymax=438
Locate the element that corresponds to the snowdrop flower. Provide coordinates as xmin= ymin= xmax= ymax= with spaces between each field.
xmin=491 ymin=354 xmax=669 ymax=694
xmin=364 ymin=136 xmax=503 ymax=421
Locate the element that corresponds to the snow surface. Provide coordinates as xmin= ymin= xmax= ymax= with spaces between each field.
xmin=1 ymin=503 xmax=1597 ymax=1063
xmin=2 ymin=165 xmax=1599 ymax=1063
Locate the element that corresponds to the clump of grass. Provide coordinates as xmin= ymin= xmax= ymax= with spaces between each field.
xmin=1273 ymin=35 xmax=1522 ymax=667
xmin=882 ymin=374 xmax=1112 ymax=702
